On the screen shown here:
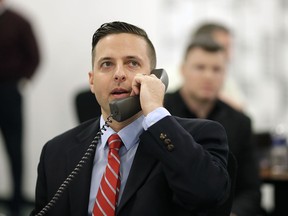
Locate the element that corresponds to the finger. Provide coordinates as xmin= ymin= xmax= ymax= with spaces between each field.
xmin=130 ymin=83 xmax=139 ymax=96
xmin=131 ymin=74 xmax=143 ymax=95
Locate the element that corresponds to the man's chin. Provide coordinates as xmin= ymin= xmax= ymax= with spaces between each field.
xmin=198 ymin=96 xmax=216 ymax=103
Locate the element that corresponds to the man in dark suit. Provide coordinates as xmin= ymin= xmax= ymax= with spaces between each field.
xmin=164 ymin=37 xmax=261 ymax=216
xmin=31 ymin=21 xmax=229 ymax=216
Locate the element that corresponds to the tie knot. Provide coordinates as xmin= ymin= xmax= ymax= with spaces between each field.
xmin=108 ymin=134 xmax=122 ymax=150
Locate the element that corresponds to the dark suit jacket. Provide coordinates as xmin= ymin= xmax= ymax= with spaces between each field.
xmin=31 ymin=115 xmax=229 ymax=216
xmin=164 ymin=90 xmax=261 ymax=216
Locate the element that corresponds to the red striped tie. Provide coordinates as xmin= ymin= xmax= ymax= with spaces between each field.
xmin=93 ymin=134 xmax=122 ymax=216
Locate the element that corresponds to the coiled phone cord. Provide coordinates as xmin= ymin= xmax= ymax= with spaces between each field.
xmin=35 ymin=115 xmax=113 ymax=216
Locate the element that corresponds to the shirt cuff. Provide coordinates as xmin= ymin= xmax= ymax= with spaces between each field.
xmin=142 ymin=107 xmax=171 ymax=130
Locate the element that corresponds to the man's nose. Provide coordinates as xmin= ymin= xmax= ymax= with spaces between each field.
xmin=204 ymin=69 xmax=214 ymax=78
xmin=113 ymin=67 xmax=127 ymax=82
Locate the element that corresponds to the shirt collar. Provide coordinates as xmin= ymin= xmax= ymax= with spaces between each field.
xmin=99 ymin=115 xmax=144 ymax=151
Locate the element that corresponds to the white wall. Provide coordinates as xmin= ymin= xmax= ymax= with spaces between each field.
xmin=1 ymin=0 xmax=287 ymax=204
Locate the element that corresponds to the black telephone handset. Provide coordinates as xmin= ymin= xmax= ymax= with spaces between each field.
xmin=34 ymin=69 xmax=169 ymax=216
xmin=109 ymin=68 xmax=169 ymax=122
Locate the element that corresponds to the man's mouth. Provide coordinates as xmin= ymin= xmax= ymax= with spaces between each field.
xmin=111 ymin=88 xmax=130 ymax=99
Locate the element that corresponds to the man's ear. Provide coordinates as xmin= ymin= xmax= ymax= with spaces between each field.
xmin=88 ymin=71 xmax=95 ymax=93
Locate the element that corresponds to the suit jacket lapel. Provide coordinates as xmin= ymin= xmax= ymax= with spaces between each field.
xmin=67 ymin=119 xmax=100 ymax=216
xmin=117 ymin=140 xmax=157 ymax=213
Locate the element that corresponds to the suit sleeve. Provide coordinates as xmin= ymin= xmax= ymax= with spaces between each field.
xmin=140 ymin=116 xmax=230 ymax=210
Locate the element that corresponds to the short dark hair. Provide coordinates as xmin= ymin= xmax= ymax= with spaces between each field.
xmin=91 ymin=21 xmax=156 ymax=69
xmin=184 ymin=36 xmax=224 ymax=60
xmin=193 ymin=23 xmax=230 ymax=39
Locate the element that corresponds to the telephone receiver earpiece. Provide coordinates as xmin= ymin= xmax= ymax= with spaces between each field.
xmin=109 ymin=68 xmax=169 ymax=122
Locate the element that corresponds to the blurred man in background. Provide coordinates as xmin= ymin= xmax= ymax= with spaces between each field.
xmin=164 ymin=37 xmax=261 ymax=216
xmin=192 ymin=23 xmax=245 ymax=111
xmin=0 ymin=0 xmax=40 ymax=214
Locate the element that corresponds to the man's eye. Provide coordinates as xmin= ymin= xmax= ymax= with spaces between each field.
xmin=128 ymin=60 xmax=140 ymax=67
xmin=213 ymin=66 xmax=222 ymax=73
xmin=194 ymin=64 xmax=205 ymax=71
xmin=101 ymin=61 xmax=113 ymax=68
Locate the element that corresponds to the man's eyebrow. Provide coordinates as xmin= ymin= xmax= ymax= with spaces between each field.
xmin=96 ymin=57 xmax=114 ymax=66
xmin=125 ymin=56 xmax=143 ymax=61
xmin=97 ymin=57 xmax=112 ymax=62
xmin=96 ymin=56 xmax=144 ymax=63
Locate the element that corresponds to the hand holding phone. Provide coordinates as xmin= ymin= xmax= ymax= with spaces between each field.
xmin=109 ymin=69 xmax=169 ymax=122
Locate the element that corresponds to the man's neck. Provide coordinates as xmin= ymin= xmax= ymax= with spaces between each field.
xmin=103 ymin=112 xmax=142 ymax=132
xmin=180 ymin=88 xmax=215 ymax=119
